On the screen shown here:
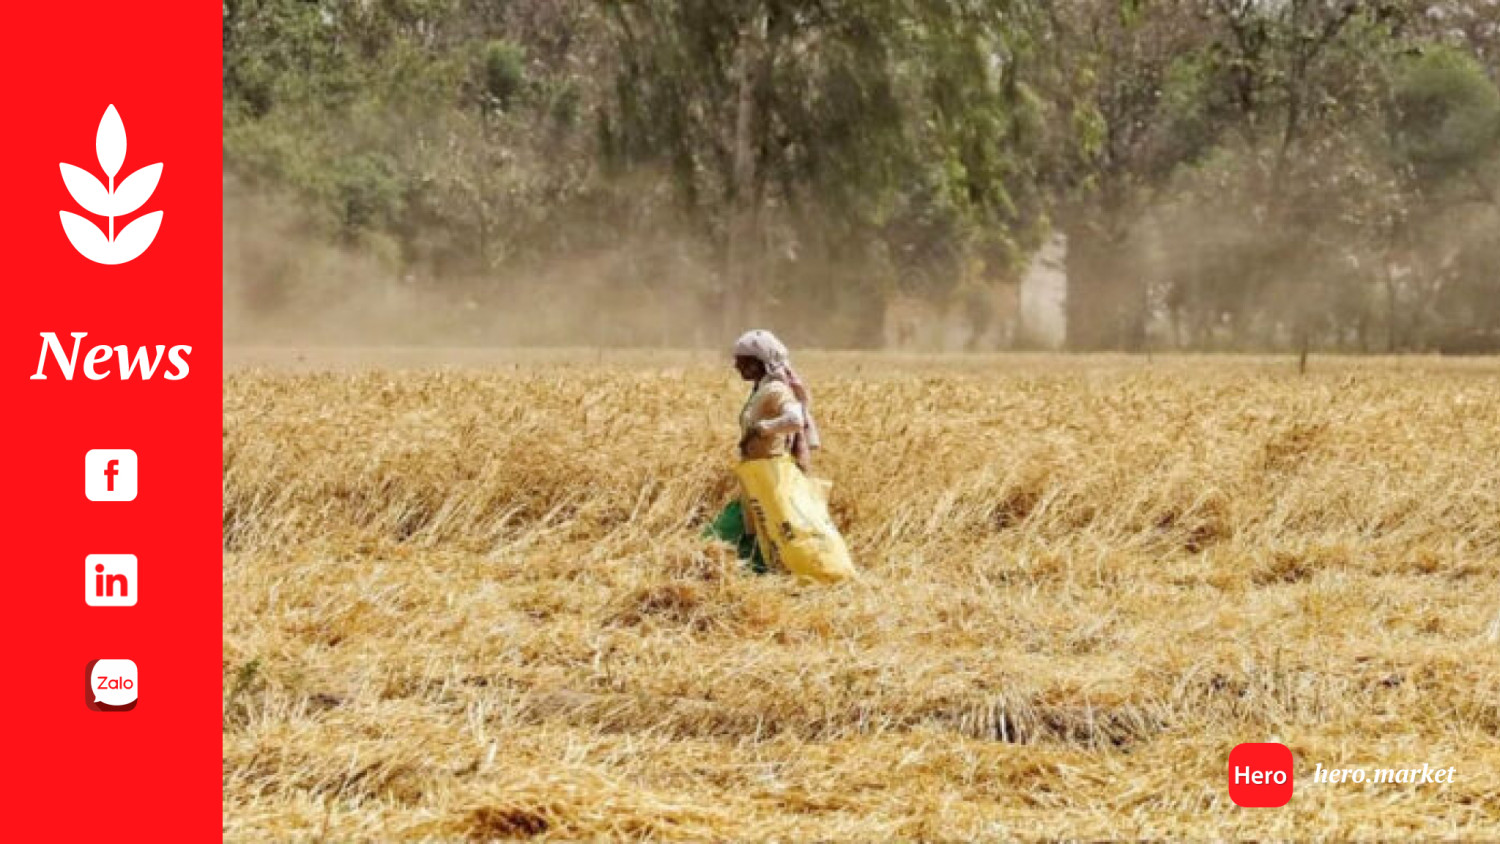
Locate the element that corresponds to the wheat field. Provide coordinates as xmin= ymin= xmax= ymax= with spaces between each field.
xmin=223 ymin=351 xmax=1500 ymax=841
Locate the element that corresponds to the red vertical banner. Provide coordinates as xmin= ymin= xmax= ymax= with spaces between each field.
xmin=1 ymin=2 xmax=222 ymax=839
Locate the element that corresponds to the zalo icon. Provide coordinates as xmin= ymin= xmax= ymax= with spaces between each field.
xmin=86 ymin=659 xmax=138 ymax=711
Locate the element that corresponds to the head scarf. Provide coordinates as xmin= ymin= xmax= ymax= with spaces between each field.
xmin=734 ymin=329 xmax=820 ymax=462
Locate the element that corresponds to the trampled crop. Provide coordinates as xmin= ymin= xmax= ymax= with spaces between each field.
xmin=223 ymin=351 xmax=1500 ymax=840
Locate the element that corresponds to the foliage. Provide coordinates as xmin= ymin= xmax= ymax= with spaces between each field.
xmin=1392 ymin=46 xmax=1500 ymax=177
xmin=223 ymin=0 xmax=1500 ymax=350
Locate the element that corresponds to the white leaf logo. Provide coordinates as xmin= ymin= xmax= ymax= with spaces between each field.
xmin=59 ymin=104 xmax=163 ymax=265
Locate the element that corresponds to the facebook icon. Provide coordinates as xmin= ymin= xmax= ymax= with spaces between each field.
xmin=85 ymin=449 xmax=138 ymax=501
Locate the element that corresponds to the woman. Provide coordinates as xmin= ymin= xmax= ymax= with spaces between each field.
xmin=708 ymin=330 xmax=855 ymax=583
xmin=733 ymin=329 xmax=819 ymax=472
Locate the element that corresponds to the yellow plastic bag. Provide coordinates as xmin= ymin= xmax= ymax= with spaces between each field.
xmin=734 ymin=457 xmax=855 ymax=583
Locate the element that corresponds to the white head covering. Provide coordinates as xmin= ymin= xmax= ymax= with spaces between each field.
xmin=734 ymin=329 xmax=821 ymax=459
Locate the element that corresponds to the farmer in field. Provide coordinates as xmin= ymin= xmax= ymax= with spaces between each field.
xmin=706 ymin=330 xmax=855 ymax=582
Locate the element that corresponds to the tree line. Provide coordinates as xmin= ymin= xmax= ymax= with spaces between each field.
xmin=224 ymin=1 xmax=1500 ymax=351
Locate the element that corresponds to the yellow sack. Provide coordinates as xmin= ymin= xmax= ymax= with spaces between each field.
xmin=734 ymin=457 xmax=856 ymax=583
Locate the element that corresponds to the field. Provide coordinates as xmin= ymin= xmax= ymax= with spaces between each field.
xmin=223 ymin=351 xmax=1500 ymax=840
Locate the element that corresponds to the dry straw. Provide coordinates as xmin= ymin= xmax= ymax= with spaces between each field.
xmin=224 ymin=351 xmax=1500 ymax=840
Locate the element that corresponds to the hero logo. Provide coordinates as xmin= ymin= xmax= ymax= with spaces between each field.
xmin=59 ymin=104 xmax=163 ymax=265
xmin=29 ymin=332 xmax=191 ymax=381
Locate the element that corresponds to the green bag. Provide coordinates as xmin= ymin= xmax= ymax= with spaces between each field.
xmin=703 ymin=498 xmax=768 ymax=574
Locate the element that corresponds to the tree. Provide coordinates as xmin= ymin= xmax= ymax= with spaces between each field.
xmin=598 ymin=0 xmax=1048 ymax=342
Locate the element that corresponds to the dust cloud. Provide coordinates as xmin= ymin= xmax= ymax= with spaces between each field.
xmin=225 ymin=182 xmax=729 ymax=349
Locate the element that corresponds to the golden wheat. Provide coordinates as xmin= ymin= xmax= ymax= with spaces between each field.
xmin=223 ymin=351 xmax=1500 ymax=841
